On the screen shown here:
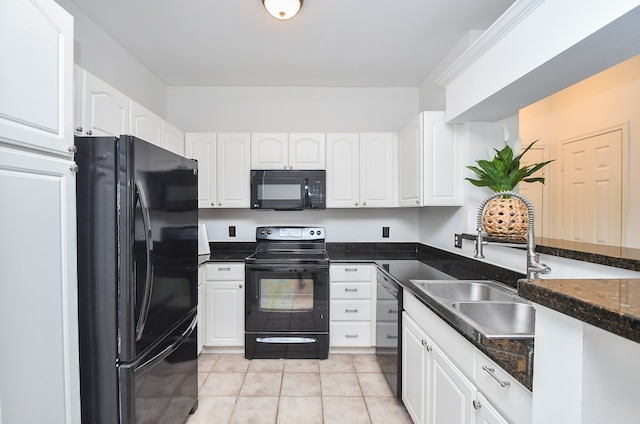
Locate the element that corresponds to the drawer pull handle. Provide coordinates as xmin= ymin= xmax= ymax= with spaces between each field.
xmin=344 ymin=288 xmax=358 ymax=292
xmin=388 ymin=309 xmax=398 ymax=313
xmin=344 ymin=268 xmax=358 ymax=272
xmin=345 ymin=334 xmax=359 ymax=338
xmin=218 ymin=267 xmax=231 ymax=271
xmin=482 ymin=366 xmax=510 ymax=388
xmin=386 ymin=335 xmax=398 ymax=339
xmin=345 ymin=309 xmax=359 ymax=313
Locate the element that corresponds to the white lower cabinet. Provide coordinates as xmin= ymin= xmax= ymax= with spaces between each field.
xmin=204 ymin=263 xmax=245 ymax=346
xmin=329 ymin=264 xmax=375 ymax=347
xmin=402 ymin=290 xmax=531 ymax=424
xmin=197 ymin=266 xmax=205 ymax=354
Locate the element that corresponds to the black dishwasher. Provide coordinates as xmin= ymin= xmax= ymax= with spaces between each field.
xmin=375 ymin=268 xmax=402 ymax=398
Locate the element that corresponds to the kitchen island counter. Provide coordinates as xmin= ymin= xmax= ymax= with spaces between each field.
xmin=519 ymin=278 xmax=640 ymax=344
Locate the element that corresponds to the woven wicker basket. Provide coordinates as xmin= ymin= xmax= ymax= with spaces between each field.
xmin=482 ymin=197 xmax=529 ymax=239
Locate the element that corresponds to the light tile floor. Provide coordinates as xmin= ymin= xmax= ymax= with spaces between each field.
xmin=186 ymin=353 xmax=413 ymax=424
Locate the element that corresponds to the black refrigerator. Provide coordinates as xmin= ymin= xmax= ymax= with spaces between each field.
xmin=75 ymin=135 xmax=199 ymax=423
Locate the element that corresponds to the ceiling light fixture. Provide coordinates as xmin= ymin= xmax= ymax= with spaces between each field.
xmin=262 ymin=0 xmax=303 ymax=20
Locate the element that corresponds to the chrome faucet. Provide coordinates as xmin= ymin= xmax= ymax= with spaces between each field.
xmin=474 ymin=191 xmax=551 ymax=280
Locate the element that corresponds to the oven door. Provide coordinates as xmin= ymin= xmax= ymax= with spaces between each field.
xmin=245 ymin=263 xmax=329 ymax=333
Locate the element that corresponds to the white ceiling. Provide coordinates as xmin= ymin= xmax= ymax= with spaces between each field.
xmin=68 ymin=0 xmax=515 ymax=87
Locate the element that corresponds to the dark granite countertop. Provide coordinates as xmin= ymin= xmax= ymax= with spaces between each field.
xmin=519 ymin=278 xmax=640 ymax=344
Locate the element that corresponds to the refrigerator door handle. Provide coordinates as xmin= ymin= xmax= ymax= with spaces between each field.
xmin=134 ymin=181 xmax=154 ymax=341
xmin=136 ymin=314 xmax=198 ymax=376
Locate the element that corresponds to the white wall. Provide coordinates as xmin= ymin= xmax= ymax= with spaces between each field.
xmin=54 ymin=0 xmax=168 ymax=119
xmin=200 ymin=208 xmax=419 ymax=243
xmin=167 ymin=86 xmax=418 ymax=132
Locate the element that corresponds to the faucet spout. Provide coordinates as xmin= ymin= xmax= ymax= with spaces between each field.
xmin=475 ymin=191 xmax=551 ymax=281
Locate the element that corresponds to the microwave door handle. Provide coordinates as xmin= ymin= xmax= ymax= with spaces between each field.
xmin=304 ymin=178 xmax=310 ymax=207
xmin=134 ymin=181 xmax=154 ymax=342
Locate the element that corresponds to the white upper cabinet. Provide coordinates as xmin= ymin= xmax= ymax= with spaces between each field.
xmin=216 ymin=133 xmax=251 ymax=208
xmin=185 ymin=133 xmax=217 ymax=208
xmin=162 ymin=120 xmax=185 ymax=156
xmin=0 ymin=0 xmax=74 ymax=155
xmin=251 ymin=132 xmax=288 ymax=169
xmin=288 ymin=132 xmax=326 ymax=169
xmin=326 ymin=133 xmax=360 ymax=207
xmin=251 ymin=132 xmax=325 ymax=170
xmin=398 ymin=112 xmax=462 ymax=207
xmin=185 ymin=132 xmax=250 ymax=208
xmin=129 ymin=99 xmax=163 ymax=147
xmin=360 ymin=132 xmax=396 ymax=208
xmin=398 ymin=114 xmax=423 ymax=206
xmin=326 ymin=132 xmax=395 ymax=208
xmin=76 ymin=69 xmax=129 ymax=137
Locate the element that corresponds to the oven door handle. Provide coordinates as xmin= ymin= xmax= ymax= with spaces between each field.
xmin=256 ymin=337 xmax=318 ymax=344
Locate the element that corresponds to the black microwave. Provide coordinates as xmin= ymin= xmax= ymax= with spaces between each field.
xmin=250 ymin=170 xmax=326 ymax=210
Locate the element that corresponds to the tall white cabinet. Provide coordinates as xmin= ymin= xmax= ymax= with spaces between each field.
xmin=0 ymin=1 xmax=80 ymax=423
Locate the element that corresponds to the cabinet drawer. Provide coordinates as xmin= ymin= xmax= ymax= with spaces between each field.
xmin=330 ymin=322 xmax=372 ymax=347
xmin=331 ymin=282 xmax=371 ymax=300
xmin=376 ymin=299 xmax=399 ymax=321
xmin=376 ymin=322 xmax=398 ymax=347
xmin=205 ymin=263 xmax=244 ymax=281
xmin=330 ymin=264 xmax=372 ymax=282
xmin=475 ymin=351 xmax=532 ymax=424
xmin=330 ymin=300 xmax=371 ymax=320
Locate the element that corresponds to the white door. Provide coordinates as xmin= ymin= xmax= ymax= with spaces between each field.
xmin=326 ymin=133 xmax=360 ymax=208
xmin=216 ymin=133 xmax=251 ymax=208
xmin=402 ymin=313 xmax=428 ymax=424
xmin=429 ymin=344 xmax=476 ymax=424
xmin=360 ymin=132 xmax=395 ymax=208
xmin=205 ymin=281 xmax=244 ymax=346
xmin=398 ymin=115 xmax=422 ymax=207
xmin=162 ymin=121 xmax=185 ymax=156
xmin=80 ymin=70 xmax=129 ymax=137
xmin=129 ymin=100 xmax=163 ymax=146
xmin=185 ymin=133 xmax=217 ymax=208
xmin=251 ymin=132 xmax=288 ymax=169
xmin=289 ymin=132 xmax=326 ymax=169
xmin=561 ymin=130 xmax=622 ymax=245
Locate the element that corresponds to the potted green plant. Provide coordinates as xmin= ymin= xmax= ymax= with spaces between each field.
xmin=466 ymin=130 xmax=553 ymax=238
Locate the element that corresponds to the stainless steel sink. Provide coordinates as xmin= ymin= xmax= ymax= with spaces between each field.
xmin=417 ymin=281 xmax=515 ymax=302
xmin=410 ymin=280 xmax=535 ymax=340
xmin=451 ymin=301 xmax=535 ymax=338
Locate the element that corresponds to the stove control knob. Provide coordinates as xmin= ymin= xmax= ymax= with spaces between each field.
xmin=310 ymin=230 xmax=315 ymax=235
xmin=317 ymin=230 xmax=322 ymax=236
xmin=267 ymin=229 xmax=272 ymax=235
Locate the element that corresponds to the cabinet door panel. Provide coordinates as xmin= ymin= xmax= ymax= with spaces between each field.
xmin=205 ymin=281 xmax=244 ymax=346
xmin=216 ymin=133 xmax=250 ymax=207
xmin=423 ymin=112 xmax=462 ymax=206
xmin=360 ymin=132 xmax=395 ymax=207
xmin=430 ymin=344 xmax=475 ymax=424
xmin=402 ymin=313 xmax=427 ymax=424
xmin=0 ymin=0 xmax=73 ymax=154
xmin=251 ymin=132 xmax=288 ymax=169
xmin=83 ymin=71 xmax=129 ymax=137
xmin=129 ymin=100 xmax=163 ymax=146
xmin=162 ymin=121 xmax=184 ymax=156
xmin=326 ymin=133 xmax=360 ymax=207
xmin=289 ymin=132 xmax=325 ymax=169
xmin=398 ymin=114 xmax=423 ymax=206
xmin=185 ymin=133 xmax=217 ymax=208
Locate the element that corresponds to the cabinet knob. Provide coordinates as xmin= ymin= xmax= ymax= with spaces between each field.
xmin=416 ymin=200 xmax=420 ymax=204
xmin=472 ymin=400 xmax=482 ymax=410
xmin=218 ymin=202 xmax=222 ymax=206
xmin=86 ymin=130 xmax=92 ymax=135
xmin=211 ymin=202 xmax=215 ymax=206
xmin=354 ymin=202 xmax=358 ymax=206
xmin=283 ymin=165 xmax=287 ymax=169
xmin=420 ymin=339 xmax=432 ymax=351
xmin=75 ymin=126 xmax=83 ymax=134
xmin=362 ymin=202 xmax=366 ymax=206
xmin=239 ymin=284 xmax=243 ymax=289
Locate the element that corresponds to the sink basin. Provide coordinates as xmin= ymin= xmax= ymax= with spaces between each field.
xmin=415 ymin=281 xmax=515 ymax=302
xmin=451 ymin=302 xmax=535 ymax=338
